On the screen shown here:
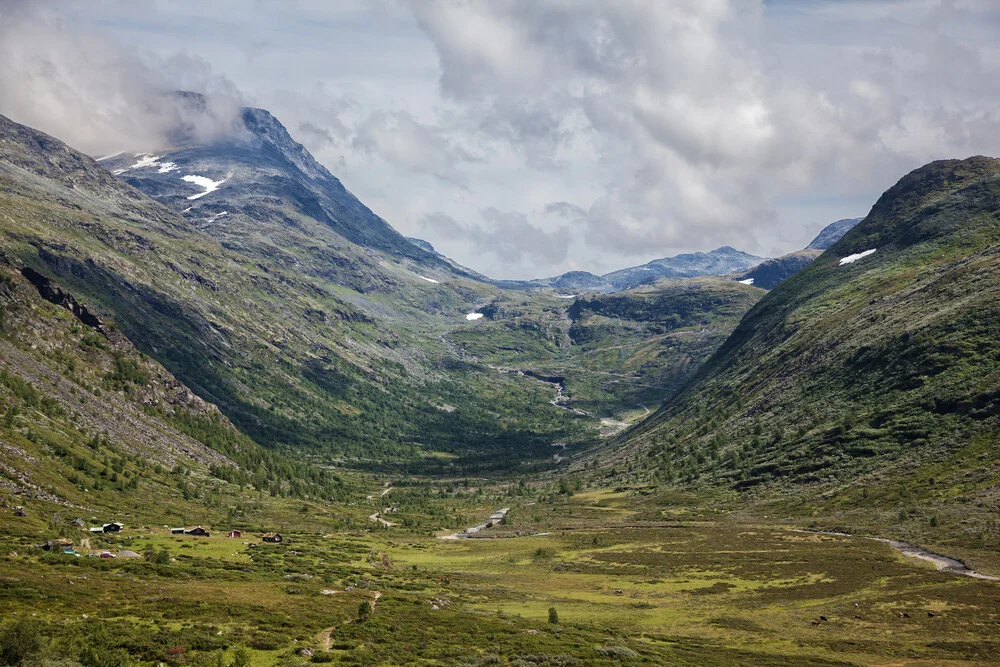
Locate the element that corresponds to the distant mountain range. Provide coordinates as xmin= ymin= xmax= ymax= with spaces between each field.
xmin=493 ymin=246 xmax=766 ymax=293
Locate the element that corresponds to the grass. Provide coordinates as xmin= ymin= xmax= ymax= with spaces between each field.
xmin=5 ymin=483 xmax=1000 ymax=665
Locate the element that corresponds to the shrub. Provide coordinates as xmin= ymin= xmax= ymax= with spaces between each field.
xmin=548 ymin=607 xmax=559 ymax=624
xmin=0 ymin=619 xmax=42 ymax=665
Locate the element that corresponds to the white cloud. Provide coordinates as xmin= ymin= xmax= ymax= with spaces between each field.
xmin=3 ymin=0 xmax=1000 ymax=278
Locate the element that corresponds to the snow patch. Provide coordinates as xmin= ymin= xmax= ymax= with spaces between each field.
xmin=465 ymin=313 xmax=484 ymax=321
xmin=839 ymin=249 xmax=876 ymax=266
xmin=96 ymin=152 xmax=123 ymax=162
xmin=554 ymin=294 xmax=576 ymax=299
xmin=110 ymin=153 xmax=178 ymax=175
xmin=738 ymin=278 xmax=754 ymax=285
xmin=206 ymin=211 xmax=229 ymax=223
xmin=417 ymin=275 xmax=440 ymax=284
xmin=182 ymin=175 xmax=226 ymax=200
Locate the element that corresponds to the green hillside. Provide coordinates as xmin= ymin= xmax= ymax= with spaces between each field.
xmin=613 ymin=156 xmax=1000 ymax=542
xmin=0 ymin=114 xmax=594 ymax=472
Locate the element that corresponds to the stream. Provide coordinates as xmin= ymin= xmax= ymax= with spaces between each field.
xmin=489 ymin=366 xmax=591 ymax=416
xmin=792 ymin=529 xmax=999 ymax=581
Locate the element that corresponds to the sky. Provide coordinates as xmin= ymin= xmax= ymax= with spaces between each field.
xmin=1 ymin=0 xmax=1000 ymax=279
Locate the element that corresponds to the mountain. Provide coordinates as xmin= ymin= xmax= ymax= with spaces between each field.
xmin=0 ymin=111 xmax=592 ymax=472
xmin=806 ymin=217 xmax=863 ymax=250
xmin=732 ymin=218 xmax=862 ymax=290
xmin=0 ymin=253 xmax=336 ymax=520
xmin=496 ymin=246 xmax=765 ymax=293
xmin=615 ymin=156 xmax=1000 ymax=529
xmin=101 ymin=94 xmax=453 ymax=270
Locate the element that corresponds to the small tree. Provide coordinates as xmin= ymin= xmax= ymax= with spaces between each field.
xmin=548 ymin=607 xmax=559 ymax=624
xmin=229 ymin=646 xmax=252 ymax=667
xmin=358 ymin=600 xmax=371 ymax=622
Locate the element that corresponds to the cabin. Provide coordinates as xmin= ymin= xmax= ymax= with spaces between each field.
xmin=185 ymin=526 xmax=210 ymax=537
xmin=171 ymin=527 xmax=185 ymax=534
xmin=91 ymin=522 xmax=124 ymax=533
xmin=262 ymin=533 xmax=283 ymax=543
xmin=43 ymin=538 xmax=74 ymax=552
xmin=227 ymin=530 xmax=242 ymax=538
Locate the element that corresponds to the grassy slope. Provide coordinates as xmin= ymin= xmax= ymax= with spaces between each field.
xmin=608 ymin=156 xmax=1000 ymax=554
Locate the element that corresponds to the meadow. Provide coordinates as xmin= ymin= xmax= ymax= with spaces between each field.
xmin=3 ymin=480 xmax=1000 ymax=666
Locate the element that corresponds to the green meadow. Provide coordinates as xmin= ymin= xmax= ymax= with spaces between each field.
xmin=3 ymin=482 xmax=1000 ymax=666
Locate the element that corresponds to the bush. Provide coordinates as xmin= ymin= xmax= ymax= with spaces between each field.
xmin=0 ymin=620 xmax=42 ymax=665
xmin=548 ymin=607 xmax=559 ymax=624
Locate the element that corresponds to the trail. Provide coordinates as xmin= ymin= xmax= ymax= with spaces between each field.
xmin=368 ymin=511 xmax=395 ymax=527
xmin=316 ymin=590 xmax=383 ymax=652
xmin=438 ymin=507 xmax=509 ymax=540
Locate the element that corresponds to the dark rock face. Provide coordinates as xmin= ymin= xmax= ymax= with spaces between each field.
xmin=733 ymin=251 xmax=821 ymax=290
xmin=806 ymin=218 xmax=862 ymax=250
xmin=20 ymin=266 xmax=107 ymax=333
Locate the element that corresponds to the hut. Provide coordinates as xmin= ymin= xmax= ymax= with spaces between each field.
xmin=262 ymin=533 xmax=283 ymax=543
xmin=227 ymin=530 xmax=242 ymax=538
xmin=185 ymin=526 xmax=210 ymax=537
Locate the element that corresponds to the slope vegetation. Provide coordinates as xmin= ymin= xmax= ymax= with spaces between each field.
xmin=618 ymin=157 xmax=1000 ymax=523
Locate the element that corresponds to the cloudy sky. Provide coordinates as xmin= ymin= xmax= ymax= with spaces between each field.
xmin=2 ymin=1 xmax=1000 ymax=279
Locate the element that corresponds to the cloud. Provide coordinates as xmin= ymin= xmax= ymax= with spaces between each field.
xmin=0 ymin=0 xmax=244 ymax=155
xmin=4 ymin=0 xmax=1000 ymax=278
xmin=352 ymin=110 xmax=481 ymax=185
xmin=420 ymin=209 xmax=570 ymax=271
xmin=404 ymin=0 xmax=1000 ymax=263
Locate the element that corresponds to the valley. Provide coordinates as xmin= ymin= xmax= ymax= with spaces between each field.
xmin=1 ymin=91 xmax=1000 ymax=666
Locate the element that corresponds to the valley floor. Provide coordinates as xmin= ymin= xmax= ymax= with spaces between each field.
xmin=3 ymin=483 xmax=1000 ymax=666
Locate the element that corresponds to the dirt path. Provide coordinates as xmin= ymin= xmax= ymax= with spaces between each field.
xmin=316 ymin=590 xmax=382 ymax=652
xmin=368 ymin=511 xmax=395 ymax=527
